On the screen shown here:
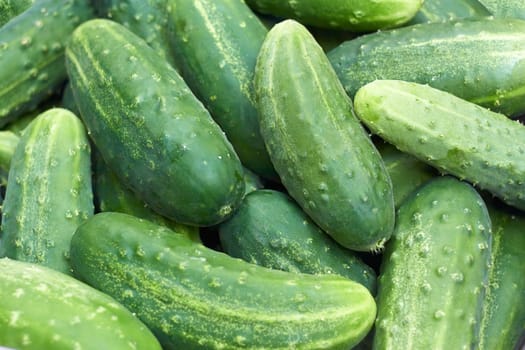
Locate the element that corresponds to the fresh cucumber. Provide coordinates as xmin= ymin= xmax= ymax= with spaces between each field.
xmin=70 ymin=211 xmax=377 ymax=349
xmin=254 ymin=20 xmax=394 ymax=251
xmin=0 ymin=0 xmax=34 ymax=27
xmin=60 ymin=81 xmax=80 ymax=117
xmin=409 ymin=0 xmax=491 ymax=24
xmin=0 ymin=130 xmax=19 ymax=186
xmin=479 ymin=0 xmax=525 ymax=20
xmin=66 ymin=19 xmax=245 ymax=226
xmin=374 ymin=176 xmax=492 ymax=349
xmin=329 ymin=17 xmax=525 ymax=118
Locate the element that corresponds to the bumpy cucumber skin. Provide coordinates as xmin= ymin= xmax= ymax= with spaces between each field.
xmin=374 ymin=176 xmax=492 ymax=349
xmin=66 ymin=19 xmax=245 ymax=226
xmin=167 ymin=0 xmax=277 ymax=181
xmin=354 ymin=79 xmax=525 ymax=211
xmin=329 ymin=18 xmax=525 ymax=118
xmin=478 ymin=201 xmax=525 ymax=350
xmin=70 ymin=212 xmax=376 ymax=350
xmin=0 ymin=130 xmax=19 ymax=185
xmin=218 ymin=189 xmax=377 ymax=293
xmin=245 ymin=0 xmax=423 ymax=31
xmin=0 ymin=0 xmax=93 ymax=127
xmin=255 ymin=20 xmax=394 ymax=251
xmin=0 ymin=108 xmax=93 ymax=275
xmin=479 ymin=0 xmax=525 ymax=20
xmin=0 ymin=0 xmax=34 ymax=27
xmin=0 ymin=258 xmax=161 ymax=350
xmin=408 ymin=0 xmax=491 ymax=24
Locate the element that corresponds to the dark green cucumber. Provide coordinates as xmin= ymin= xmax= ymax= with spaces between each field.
xmin=0 ymin=0 xmax=34 ymax=27
xmin=70 ymin=211 xmax=377 ymax=349
xmin=218 ymin=189 xmax=377 ymax=293
xmin=354 ymin=79 xmax=525 ymax=211
xmin=0 ymin=130 xmax=19 ymax=186
xmin=254 ymin=20 xmax=394 ymax=251
xmin=409 ymin=0 xmax=491 ymax=24
xmin=479 ymin=0 xmax=525 ymax=20
xmin=374 ymin=176 xmax=492 ymax=349
xmin=60 ymin=81 xmax=80 ymax=116
xmin=244 ymin=0 xmax=423 ymax=31
xmin=242 ymin=166 xmax=264 ymax=195
xmin=0 ymin=108 xmax=93 ymax=275
xmin=0 ymin=0 xmax=93 ymax=127
xmin=478 ymin=201 xmax=525 ymax=350
xmin=0 ymin=257 xmax=161 ymax=350
xmin=167 ymin=0 xmax=277 ymax=180
xmin=329 ymin=17 xmax=525 ymax=118
xmin=66 ymin=19 xmax=245 ymax=226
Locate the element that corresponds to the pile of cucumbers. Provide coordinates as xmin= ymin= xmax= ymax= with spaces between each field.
xmin=0 ymin=0 xmax=524 ymax=349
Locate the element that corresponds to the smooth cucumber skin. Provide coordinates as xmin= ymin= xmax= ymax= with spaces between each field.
xmin=0 ymin=0 xmax=94 ymax=127
xmin=479 ymin=0 xmax=525 ymax=20
xmin=167 ymin=0 xmax=277 ymax=181
xmin=255 ymin=20 xmax=394 ymax=251
xmin=0 ymin=108 xmax=93 ymax=275
xmin=374 ymin=176 xmax=492 ymax=349
xmin=218 ymin=189 xmax=377 ymax=294
xmin=409 ymin=0 xmax=491 ymax=24
xmin=70 ymin=212 xmax=377 ymax=350
xmin=66 ymin=19 xmax=245 ymax=226
xmin=329 ymin=17 xmax=525 ymax=118
xmin=0 ymin=130 xmax=19 ymax=186
xmin=244 ymin=0 xmax=423 ymax=31
xmin=0 ymin=257 xmax=162 ymax=350
xmin=354 ymin=79 xmax=525 ymax=212
xmin=0 ymin=0 xmax=34 ymax=27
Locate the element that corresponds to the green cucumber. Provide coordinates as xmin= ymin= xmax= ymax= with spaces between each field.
xmin=244 ymin=0 xmax=423 ymax=31
xmin=409 ymin=0 xmax=491 ymax=24
xmin=0 ymin=130 xmax=19 ymax=186
xmin=329 ymin=17 xmax=525 ymax=118
xmin=0 ymin=0 xmax=94 ymax=127
xmin=479 ymin=0 xmax=525 ymax=20
xmin=354 ymin=79 xmax=525 ymax=211
xmin=61 ymin=81 xmax=80 ymax=116
xmin=66 ymin=19 xmax=245 ymax=226
xmin=242 ymin=166 xmax=264 ymax=195
xmin=167 ymin=0 xmax=277 ymax=180
xmin=0 ymin=257 xmax=161 ymax=350
xmin=0 ymin=108 xmax=93 ymax=275
xmin=70 ymin=211 xmax=377 ymax=349
xmin=478 ymin=201 xmax=525 ymax=350
xmin=254 ymin=20 xmax=394 ymax=251
xmin=218 ymin=189 xmax=377 ymax=293
xmin=0 ymin=0 xmax=34 ymax=27
xmin=374 ymin=176 xmax=492 ymax=349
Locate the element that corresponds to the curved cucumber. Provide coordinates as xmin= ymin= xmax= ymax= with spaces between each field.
xmin=66 ymin=19 xmax=245 ymax=226
xmin=409 ymin=0 xmax=490 ymax=24
xmin=0 ymin=0 xmax=34 ymax=27
xmin=254 ymin=20 xmax=394 ymax=251
xmin=479 ymin=0 xmax=525 ymax=20
xmin=374 ymin=176 xmax=492 ymax=349
xmin=0 ymin=108 xmax=93 ymax=275
xmin=70 ymin=212 xmax=377 ymax=349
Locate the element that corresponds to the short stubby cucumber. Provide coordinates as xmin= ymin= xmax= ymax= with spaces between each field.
xmin=66 ymin=19 xmax=245 ymax=226
xmin=479 ymin=0 xmax=525 ymax=20
xmin=218 ymin=189 xmax=377 ymax=293
xmin=167 ymin=0 xmax=277 ymax=180
xmin=0 ymin=108 xmax=93 ymax=275
xmin=0 ymin=0 xmax=34 ymax=27
xmin=0 ymin=257 xmax=162 ymax=350
xmin=0 ymin=0 xmax=94 ymax=127
xmin=254 ymin=20 xmax=394 ymax=251
xmin=374 ymin=176 xmax=492 ymax=349
xmin=70 ymin=212 xmax=377 ymax=350
xmin=244 ymin=0 xmax=424 ymax=31
xmin=354 ymin=79 xmax=525 ymax=211
xmin=328 ymin=17 xmax=525 ymax=118
xmin=408 ymin=0 xmax=491 ymax=24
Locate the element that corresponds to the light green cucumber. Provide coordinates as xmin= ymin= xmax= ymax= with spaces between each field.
xmin=0 ymin=130 xmax=19 ymax=186
xmin=70 ymin=211 xmax=377 ymax=349
xmin=0 ymin=0 xmax=34 ymax=27
xmin=0 ymin=108 xmax=93 ymax=275
xmin=479 ymin=0 xmax=525 ymax=19
xmin=374 ymin=176 xmax=492 ymax=349
xmin=255 ymin=20 xmax=394 ymax=251
xmin=409 ymin=0 xmax=491 ymax=24
xmin=354 ymin=79 xmax=525 ymax=212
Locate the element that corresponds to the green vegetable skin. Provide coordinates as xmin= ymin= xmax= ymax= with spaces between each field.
xmin=374 ymin=176 xmax=492 ymax=349
xmin=329 ymin=17 xmax=525 ymax=118
xmin=0 ymin=258 xmax=162 ymax=350
xmin=70 ymin=212 xmax=376 ymax=349
xmin=408 ymin=0 xmax=491 ymax=24
xmin=255 ymin=20 xmax=394 ymax=251
xmin=478 ymin=0 xmax=525 ymax=20
xmin=0 ymin=108 xmax=93 ymax=275
xmin=0 ymin=0 xmax=34 ymax=27
xmin=354 ymin=79 xmax=525 ymax=211
xmin=66 ymin=18 xmax=245 ymax=226
xmin=0 ymin=130 xmax=19 ymax=185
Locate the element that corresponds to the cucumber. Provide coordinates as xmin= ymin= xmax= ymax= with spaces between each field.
xmin=66 ymin=19 xmax=245 ymax=226
xmin=0 ymin=108 xmax=93 ymax=275
xmin=70 ymin=211 xmax=377 ymax=349
xmin=374 ymin=176 xmax=492 ymax=349
xmin=167 ymin=0 xmax=277 ymax=181
xmin=254 ymin=20 xmax=394 ymax=251
xmin=60 ymin=81 xmax=80 ymax=116
xmin=244 ymin=0 xmax=424 ymax=31
xmin=479 ymin=0 xmax=525 ymax=20
xmin=328 ymin=17 xmax=525 ymax=118
xmin=242 ymin=166 xmax=264 ymax=195
xmin=478 ymin=201 xmax=525 ymax=350
xmin=409 ymin=0 xmax=491 ymax=24
xmin=0 ymin=257 xmax=161 ymax=350
xmin=0 ymin=0 xmax=34 ymax=27
xmin=0 ymin=130 xmax=19 ymax=186
xmin=0 ymin=0 xmax=94 ymax=127
xmin=218 ymin=189 xmax=377 ymax=293
xmin=354 ymin=79 xmax=525 ymax=212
